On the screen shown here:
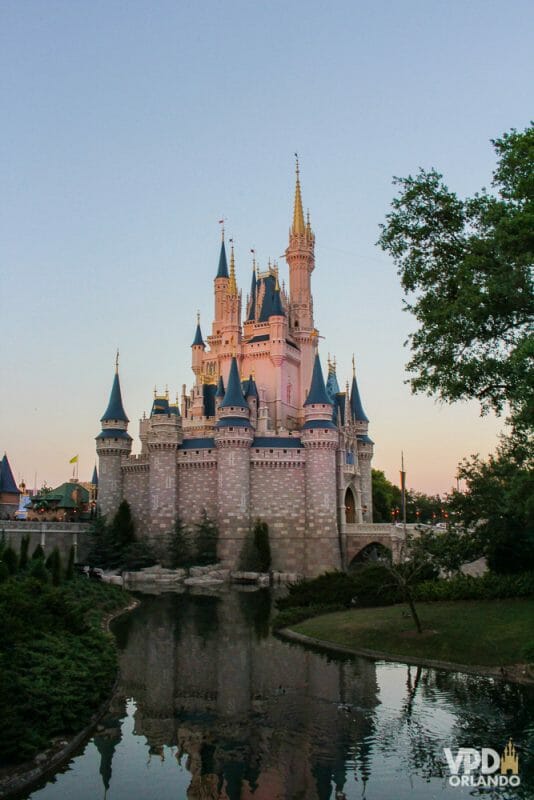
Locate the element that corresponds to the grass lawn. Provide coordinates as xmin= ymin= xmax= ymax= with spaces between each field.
xmin=290 ymin=599 xmax=534 ymax=666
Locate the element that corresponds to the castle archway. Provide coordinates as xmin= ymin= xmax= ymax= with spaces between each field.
xmin=345 ymin=487 xmax=356 ymax=524
xmin=348 ymin=541 xmax=391 ymax=571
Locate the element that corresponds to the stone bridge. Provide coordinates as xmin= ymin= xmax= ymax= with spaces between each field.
xmin=344 ymin=523 xmax=415 ymax=567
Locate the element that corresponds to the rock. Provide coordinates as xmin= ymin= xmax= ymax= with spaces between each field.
xmin=257 ymin=575 xmax=270 ymax=587
xmin=35 ymin=753 xmax=47 ymax=764
xmin=184 ymin=576 xmax=224 ymax=587
xmin=231 ymin=571 xmax=260 ymax=583
xmin=207 ymin=569 xmax=230 ymax=581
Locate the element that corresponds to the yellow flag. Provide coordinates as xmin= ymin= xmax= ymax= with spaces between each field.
xmin=69 ymin=455 xmax=78 ymax=464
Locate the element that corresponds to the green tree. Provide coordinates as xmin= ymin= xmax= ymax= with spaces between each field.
xmin=86 ymin=516 xmax=110 ymax=568
xmin=167 ymin=517 xmax=193 ymax=569
xmin=372 ymin=469 xmax=401 ymax=522
xmin=18 ymin=535 xmax=30 ymax=571
xmin=449 ymin=432 xmax=534 ymax=574
xmin=31 ymin=543 xmax=45 ymax=561
xmin=378 ymin=123 xmax=533 ymax=425
xmin=194 ymin=510 xmax=218 ymax=566
xmin=65 ymin=545 xmax=75 ymax=580
xmin=239 ymin=519 xmax=272 ymax=572
xmin=2 ymin=546 xmax=18 ymax=575
xmin=45 ymin=547 xmax=62 ymax=586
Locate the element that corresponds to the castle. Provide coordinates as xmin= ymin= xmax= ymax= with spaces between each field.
xmin=96 ymin=162 xmax=374 ymax=576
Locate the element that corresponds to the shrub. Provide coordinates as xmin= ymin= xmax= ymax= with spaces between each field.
xmin=28 ymin=558 xmax=49 ymax=583
xmin=65 ymin=545 xmax=75 ymax=580
xmin=3 ymin=546 xmax=18 ymax=575
xmin=413 ymin=571 xmax=534 ymax=602
xmin=272 ymin=604 xmax=344 ymax=630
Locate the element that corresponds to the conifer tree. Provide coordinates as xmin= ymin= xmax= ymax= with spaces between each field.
xmin=194 ymin=510 xmax=218 ymax=566
xmin=19 ymin=535 xmax=30 ymax=571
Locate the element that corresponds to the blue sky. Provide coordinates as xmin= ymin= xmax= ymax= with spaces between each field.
xmin=1 ymin=0 xmax=532 ymax=494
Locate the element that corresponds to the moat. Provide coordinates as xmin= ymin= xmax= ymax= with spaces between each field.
xmin=23 ymin=589 xmax=534 ymax=799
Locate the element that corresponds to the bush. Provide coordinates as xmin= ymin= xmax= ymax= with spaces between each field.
xmin=65 ymin=545 xmax=75 ymax=580
xmin=32 ymin=543 xmax=45 ymax=561
xmin=46 ymin=547 xmax=63 ymax=585
xmin=413 ymin=571 xmax=534 ymax=602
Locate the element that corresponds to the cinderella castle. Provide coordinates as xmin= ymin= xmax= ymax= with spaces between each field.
xmin=96 ymin=162 xmax=374 ymax=576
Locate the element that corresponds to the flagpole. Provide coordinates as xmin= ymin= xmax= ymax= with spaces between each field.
xmin=401 ymin=451 xmax=407 ymax=539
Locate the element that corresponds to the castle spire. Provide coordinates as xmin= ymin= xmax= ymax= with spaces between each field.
xmin=100 ymin=360 xmax=129 ymax=422
xmin=228 ymin=240 xmax=237 ymax=296
xmin=292 ymin=153 xmax=305 ymax=235
xmin=304 ymin=353 xmax=332 ymax=406
xmin=191 ymin=312 xmax=205 ymax=347
xmin=350 ymin=357 xmax=369 ymax=422
xmin=246 ymin=257 xmax=257 ymax=321
xmin=216 ymin=236 xmax=229 ymax=279
xmin=220 ymin=356 xmax=248 ymax=409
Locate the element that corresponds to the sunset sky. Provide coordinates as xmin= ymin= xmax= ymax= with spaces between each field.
xmin=1 ymin=1 xmax=531 ymax=495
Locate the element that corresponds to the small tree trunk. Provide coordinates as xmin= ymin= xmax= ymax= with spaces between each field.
xmin=404 ymin=588 xmax=423 ymax=634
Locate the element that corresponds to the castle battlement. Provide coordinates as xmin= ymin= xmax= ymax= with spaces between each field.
xmin=96 ymin=162 xmax=374 ymax=576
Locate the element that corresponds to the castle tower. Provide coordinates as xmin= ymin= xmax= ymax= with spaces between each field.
xmin=213 ymin=234 xmax=229 ymax=330
xmin=191 ymin=313 xmax=205 ymax=380
xmin=301 ymin=353 xmax=341 ymax=575
xmin=146 ymin=392 xmax=182 ymax=538
xmin=214 ymin=356 xmax=253 ymax=565
xmin=351 ymin=358 xmax=373 ymax=522
xmin=220 ymin=242 xmax=242 ymax=353
xmin=285 ymin=158 xmax=317 ymax=410
xmin=96 ymin=356 xmax=132 ymax=518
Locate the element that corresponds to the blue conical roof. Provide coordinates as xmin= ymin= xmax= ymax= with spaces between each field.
xmin=325 ymin=366 xmax=340 ymax=404
xmin=304 ymin=354 xmax=332 ymax=406
xmin=244 ymin=375 xmax=258 ymax=399
xmin=216 ymin=240 xmax=229 ymax=278
xmin=220 ymin=357 xmax=248 ymax=409
xmin=192 ymin=322 xmax=205 ymax=347
xmin=271 ymin=285 xmax=284 ymax=316
xmin=246 ymin=267 xmax=257 ymax=321
xmin=0 ymin=453 xmax=20 ymax=494
xmin=350 ymin=374 xmax=369 ymax=422
xmin=91 ymin=465 xmax=98 ymax=486
xmin=215 ymin=375 xmax=225 ymax=398
xmin=101 ymin=372 xmax=129 ymax=422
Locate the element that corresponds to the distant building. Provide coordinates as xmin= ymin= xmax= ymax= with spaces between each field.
xmin=0 ymin=453 xmax=21 ymax=519
xmin=97 ymin=163 xmax=374 ymax=577
xmin=28 ymin=480 xmax=91 ymax=522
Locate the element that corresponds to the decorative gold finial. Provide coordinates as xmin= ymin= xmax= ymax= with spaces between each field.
xmin=352 ymin=354 xmax=356 ymax=377
xmin=292 ymin=152 xmax=305 ymax=235
xmin=196 ymin=310 xmax=200 ymax=324
xmin=327 ymin=352 xmax=331 ymax=369
xmin=115 ymin=348 xmax=119 ymax=374
xmin=154 ymin=385 xmax=157 ymax=398
xmin=275 ymin=272 xmax=280 ymax=291
xmin=165 ymin=385 xmax=169 ymax=398
xmin=228 ymin=239 xmax=237 ymax=295
xmin=333 ymin=355 xmax=337 ymax=372
xmin=219 ymin=217 xmax=226 ymax=241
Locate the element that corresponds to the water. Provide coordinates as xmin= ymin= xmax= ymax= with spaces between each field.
xmin=23 ymin=590 xmax=534 ymax=799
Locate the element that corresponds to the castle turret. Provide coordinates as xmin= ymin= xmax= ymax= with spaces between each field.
xmin=214 ymin=357 xmax=253 ymax=565
xmin=96 ymin=355 xmax=132 ymax=518
xmin=213 ymin=234 xmax=229 ymax=330
xmin=351 ymin=357 xmax=373 ymax=521
xmin=191 ymin=313 xmax=205 ymax=379
xmin=146 ymin=390 xmax=182 ymax=539
xmin=284 ymin=157 xmax=317 ymax=410
xmin=220 ymin=242 xmax=242 ymax=352
xmin=301 ymin=353 xmax=341 ymax=575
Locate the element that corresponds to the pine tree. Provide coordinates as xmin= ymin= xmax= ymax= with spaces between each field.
xmin=253 ymin=520 xmax=271 ymax=573
xmin=45 ymin=547 xmax=62 ymax=586
xmin=168 ymin=517 xmax=193 ymax=568
xmin=108 ymin=501 xmax=136 ymax=568
xmin=65 ymin=545 xmax=75 ymax=580
xmin=31 ymin=543 xmax=45 ymax=561
xmin=2 ymin=546 xmax=18 ymax=575
xmin=19 ymin=535 xmax=30 ymax=571
xmin=194 ymin=510 xmax=218 ymax=566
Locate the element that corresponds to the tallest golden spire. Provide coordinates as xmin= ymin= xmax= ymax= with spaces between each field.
xmin=292 ymin=153 xmax=305 ymax=235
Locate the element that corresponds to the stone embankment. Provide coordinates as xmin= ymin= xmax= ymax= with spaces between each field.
xmin=107 ymin=564 xmax=302 ymax=590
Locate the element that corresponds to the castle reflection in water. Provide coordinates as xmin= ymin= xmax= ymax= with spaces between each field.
xmin=102 ymin=590 xmax=378 ymax=800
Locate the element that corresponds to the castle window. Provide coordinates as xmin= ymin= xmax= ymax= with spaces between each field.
xmin=270 ymin=449 xmax=273 ymax=453
xmin=256 ymin=449 xmax=259 ymax=453
xmin=229 ymin=427 xmax=234 ymax=431
xmin=283 ymin=449 xmax=287 ymax=453
xmin=195 ymin=450 xmax=199 ymax=455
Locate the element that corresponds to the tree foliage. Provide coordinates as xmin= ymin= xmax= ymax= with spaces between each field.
xmin=86 ymin=502 xmax=156 ymax=571
xmin=239 ymin=519 xmax=272 ymax=572
xmin=167 ymin=516 xmax=193 ymax=569
xmin=372 ymin=469 xmax=445 ymax=523
xmin=194 ymin=509 xmax=219 ymax=566
xmin=449 ymin=432 xmax=534 ymax=573
xmin=378 ymin=123 xmax=534 ymax=424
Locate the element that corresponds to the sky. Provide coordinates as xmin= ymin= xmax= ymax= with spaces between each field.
xmin=1 ymin=0 xmax=532 ymax=495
